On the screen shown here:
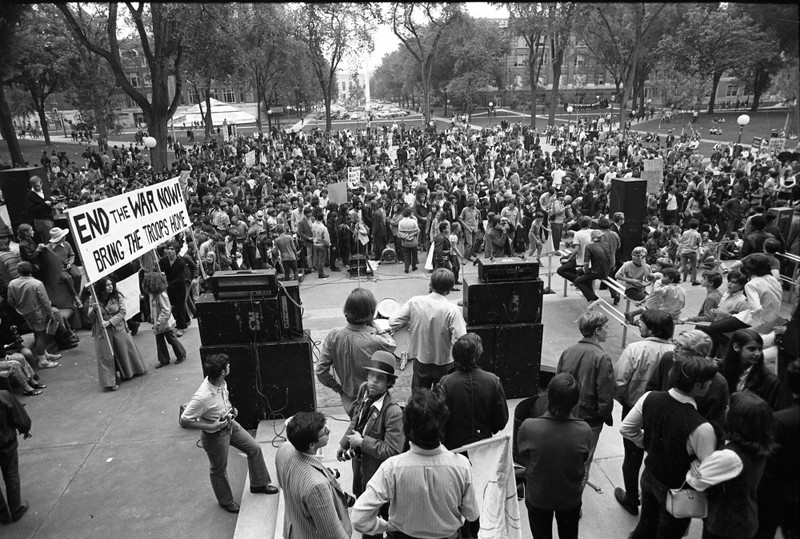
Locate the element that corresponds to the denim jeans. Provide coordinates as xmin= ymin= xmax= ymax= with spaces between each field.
xmin=0 ymin=439 xmax=21 ymax=518
xmin=582 ymin=424 xmax=602 ymax=493
xmin=155 ymin=329 xmax=186 ymax=366
xmin=629 ymin=469 xmax=691 ymax=539
xmin=621 ymin=405 xmax=645 ymax=504
xmin=201 ymin=420 xmax=272 ymax=506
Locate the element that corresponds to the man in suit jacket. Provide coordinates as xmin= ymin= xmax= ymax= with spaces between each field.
xmin=276 ymin=412 xmax=352 ymax=539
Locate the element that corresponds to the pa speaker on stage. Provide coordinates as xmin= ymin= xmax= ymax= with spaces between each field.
xmin=463 ymin=278 xmax=543 ymax=325
xmin=610 ymin=178 xmax=648 ymax=223
xmin=196 ymin=294 xmax=282 ymax=345
xmin=199 ymin=332 xmax=316 ymax=429
xmin=0 ymin=166 xmax=50 ymax=231
xmin=255 ymin=333 xmax=316 ymax=419
xmin=467 ymin=323 xmax=542 ymax=399
xmin=200 ymin=343 xmax=263 ymax=430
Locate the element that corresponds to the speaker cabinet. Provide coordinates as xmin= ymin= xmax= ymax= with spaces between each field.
xmin=466 ymin=323 xmax=543 ymax=399
xmin=767 ymin=207 xmax=793 ymax=240
xmin=0 ymin=166 xmax=51 ymax=232
xmin=196 ymin=295 xmax=283 ymax=346
xmin=610 ymin=178 xmax=648 ymax=223
xmin=255 ymin=334 xmax=316 ymax=420
xmin=463 ymin=278 xmax=543 ymax=325
xmin=200 ymin=344 xmax=262 ymax=430
xmin=199 ymin=332 xmax=316 ymax=429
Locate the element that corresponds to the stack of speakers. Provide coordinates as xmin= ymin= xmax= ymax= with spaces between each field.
xmin=464 ymin=258 xmax=544 ymax=398
xmin=196 ymin=280 xmax=316 ymax=429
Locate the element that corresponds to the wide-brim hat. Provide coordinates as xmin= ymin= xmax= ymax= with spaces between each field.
xmin=49 ymin=227 xmax=69 ymax=243
xmin=363 ymin=350 xmax=398 ymax=379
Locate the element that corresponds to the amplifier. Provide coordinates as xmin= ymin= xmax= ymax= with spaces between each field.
xmin=463 ymin=278 xmax=543 ymax=325
xmin=279 ymin=281 xmax=304 ymax=338
xmin=199 ymin=332 xmax=316 ymax=428
xmin=466 ymin=323 xmax=542 ymax=399
xmin=348 ymin=254 xmax=373 ymax=276
xmin=212 ymin=269 xmax=278 ymax=299
xmin=196 ymin=294 xmax=282 ymax=345
xmin=477 ymin=257 xmax=539 ymax=282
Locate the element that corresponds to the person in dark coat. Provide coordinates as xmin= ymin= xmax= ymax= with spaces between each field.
xmin=0 ymin=390 xmax=32 ymax=523
xmin=438 ymin=333 xmax=509 ymax=450
xmin=518 ymin=373 xmax=592 ymax=539
xmin=158 ymin=242 xmax=188 ymax=335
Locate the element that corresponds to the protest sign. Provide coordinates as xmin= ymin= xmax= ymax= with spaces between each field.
xmin=643 ymin=157 xmax=664 ymax=194
xmin=328 ymin=182 xmax=348 ymax=204
xmin=245 ymin=150 xmax=256 ymax=167
xmin=347 ymin=167 xmax=361 ymax=189
xmin=65 ymin=176 xmax=190 ymax=284
xmin=769 ymin=137 xmax=786 ymax=153
xmin=752 ymin=137 xmax=763 ymax=148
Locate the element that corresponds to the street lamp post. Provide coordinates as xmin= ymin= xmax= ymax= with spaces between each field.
xmin=488 ymin=101 xmax=494 ymax=127
xmin=647 ymin=98 xmax=652 ymax=120
xmin=737 ymin=114 xmax=750 ymax=144
xmin=60 ymin=113 xmax=67 ymax=137
xmin=610 ymin=95 xmax=615 ymax=129
xmin=567 ymin=105 xmax=574 ymax=140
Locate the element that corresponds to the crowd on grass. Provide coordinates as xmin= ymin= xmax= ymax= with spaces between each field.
xmin=1 ymin=116 xmax=799 ymax=535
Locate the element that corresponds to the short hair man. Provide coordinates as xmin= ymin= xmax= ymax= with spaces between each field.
xmin=556 ymin=311 xmax=614 ymax=494
xmin=389 ymin=268 xmax=467 ymax=390
xmin=613 ymin=310 xmax=675 ymax=515
xmin=517 ymin=374 xmax=592 ymax=539
xmin=316 ymin=288 xmax=397 ymax=415
xmin=180 ymin=353 xmax=278 ymax=513
xmin=276 ymin=411 xmax=353 ymax=539
xmin=351 ymin=389 xmax=479 ymax=537
xmin=24 ymin=176 xmax=53 ymax=244
xmin=620 ymin=355 xmax=718 ymax=538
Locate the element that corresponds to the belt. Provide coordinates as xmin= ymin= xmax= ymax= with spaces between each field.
xmin=204 ymin=426 xmax=231 ymax=436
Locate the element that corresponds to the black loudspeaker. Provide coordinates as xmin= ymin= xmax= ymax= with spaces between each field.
xmin=463 ymin=278 xmax=543 ymax=325
xmin=255 ymin=335 xmax=316 ymax=419
xmin=200 ymin=344 xmax=262 ymax=430
xmin=196 ymin=294 xmax=283 ymax=345
xmin=767 ymin=207 xmax=793 ymax=240
xmin=610 ymin=178 xmax=648 ymax=261
xmin=466 ymin=323 xmax=543 ymax=399
xmin=0 ymin=166 xmax=51 ymax=232
xmin=348 ymin=254 xmax=372 ymax=276
xmin=610 ymin=178 xmax=648 ymax=222
xmin=199 ymin=332 xmax=316 ymax=429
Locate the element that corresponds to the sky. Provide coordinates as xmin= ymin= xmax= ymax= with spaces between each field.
xmin=365 ymin=2 xmax=510 ymax=70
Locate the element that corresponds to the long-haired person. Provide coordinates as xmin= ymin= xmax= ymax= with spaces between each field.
xmin=88 ymin=277 xmax=146 ymax=391
xmin=141 ymin=271 xmax=186 ymax=368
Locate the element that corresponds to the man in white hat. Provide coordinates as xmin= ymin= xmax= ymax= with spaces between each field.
xmin=45 ymin=227 xmax=82 ymax=307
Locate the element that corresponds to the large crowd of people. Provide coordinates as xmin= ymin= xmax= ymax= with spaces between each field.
xmin=1 ymin=113 xmax=799 ymax=537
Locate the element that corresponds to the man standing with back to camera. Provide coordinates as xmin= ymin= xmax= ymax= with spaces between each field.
xmin=389 ymin=268 xmax=466 ymax=391
xmin=180 ymin=353 xmax=278 ymax=514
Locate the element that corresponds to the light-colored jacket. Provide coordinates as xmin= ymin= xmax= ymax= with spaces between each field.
xmin=149 ymin=291 xmax=175 ymax=334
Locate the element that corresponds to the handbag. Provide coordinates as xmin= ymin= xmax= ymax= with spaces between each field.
xmin=665 ymin=481 xmax=707 ymax=518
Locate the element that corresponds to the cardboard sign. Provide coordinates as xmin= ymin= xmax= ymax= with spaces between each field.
xmin=328 ymin=181 xmax=348 ymax=204
xmin=643 ymin=157 xmax=664 ymax=194
xmin=65 ymin=177 xmax=190 ymax=284
xmin=769 ymin=137 xmax=786 ymax=152
xmin=116 ymin=273 xmax=141 ymax=320
xmin=245 ymin=150 xmax=256 ymax=167
xmin=347 ymin=167 xmax=361 ymax=189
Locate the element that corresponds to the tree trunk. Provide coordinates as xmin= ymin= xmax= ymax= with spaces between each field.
xmin=707 ymin=71 xmax=722 ymax=114
xmin=94 ymin=104 xmax=108 ymax=144
xmin=443 ymin=88 xmax=448 ymax=117
xmin=324 ymin=89 xmax=332 ymax=132
xmin=749 ymin=66 xmax=770 ymax=113
xmin=254 ymin=78 xmax=263 ymax=133
xmin=36 ymin=106 xmax=51 ymax=146
xmin=528 ymin=56 xmax=537 ymax=128
xmin=204 ymin=87 xmax=213 ymax=139
xmin=0 ymin=85 xmax=24 ymax=166
xmin=547 ymin=53 xmax=563 ymax=126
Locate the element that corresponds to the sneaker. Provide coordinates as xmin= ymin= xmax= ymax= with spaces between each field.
xmin=587 ymin=299 xmax=602 ymax=310
xmin=614 ymin=487 xmax=639 ymax=516
xmin=38 ymin=359 xmax=60 ymax=369
xmin=319 ymin=274 xmax=330 ymax=279
xmin=691 ymin=281 xmax=701 ymax=286
xmin=176 ymin=329 xmax=184 ymax=337
xmin=46 ymin=353 xmax=63 ymax=361
xmin=613 ymin=296 xmax=620 ymax=305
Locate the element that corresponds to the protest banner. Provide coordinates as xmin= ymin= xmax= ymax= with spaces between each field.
xmin=453 ymin=435 xmax=522 ymax=539
xmin=245 ymin=150 xmax=256 ymax=167
xmin=116 ymin=273 xmax=141 ymax=320
xmin=347 ymin=167 xmax=361 ymax=189
xmin=643 ymin=157 xmax=664 ymax=195
xmin=769 ymin=137 xmax=786 ymax=153
xmin=328 ymin=181 xmax=348 ymax=205
xmin=65 ymin=176 xmax=190 ymax=284
xmin=752 ymin=136 xmax=763 ymax=147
